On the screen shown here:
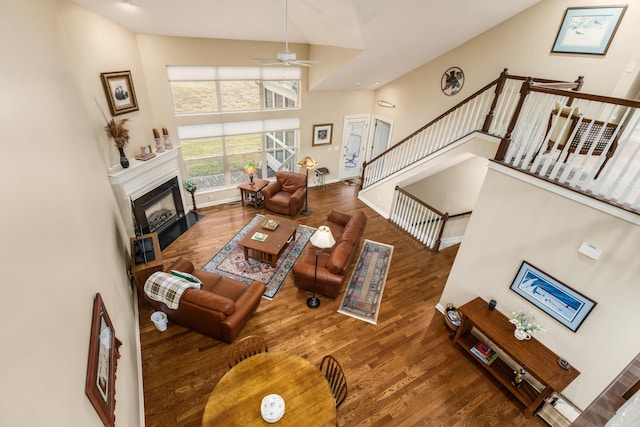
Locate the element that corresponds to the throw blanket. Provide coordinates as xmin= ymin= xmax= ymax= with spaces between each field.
xmin=144 ymin=272 xmax=200 ymax=310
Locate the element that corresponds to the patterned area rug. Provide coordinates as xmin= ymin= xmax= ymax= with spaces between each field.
xmin=337 ymin=239 xmax=394 ymax=324
xmin=202 ymin=215 xmax=315 ymax=300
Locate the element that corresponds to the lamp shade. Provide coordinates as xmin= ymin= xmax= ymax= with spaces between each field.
xmin=299 ymin=156 xmax=318 ymax=170
xmin=243 ymin=162 xmax=259 ymax=176
xmin=310 ymin=226 xmax=335 ymax=249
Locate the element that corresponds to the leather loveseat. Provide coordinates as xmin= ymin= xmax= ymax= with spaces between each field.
xmin=261 ymin=171 xmax=307 ymax=216
xmin=292 ymin=209 xmax=367 ymax=299
xmin=139 ymin=257 xmax=266 ymax=343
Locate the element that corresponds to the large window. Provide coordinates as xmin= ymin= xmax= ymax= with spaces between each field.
xmin=167 ymin=66 xmax=301 ymax=115
xmin=169 ymin=66 xmax=302 ymax=191
xmin=178 ymin=119 xmax=299 ymax=190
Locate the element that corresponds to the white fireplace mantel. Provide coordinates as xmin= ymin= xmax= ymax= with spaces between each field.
xmin=109 ymin=147 xmax=187 ymax=234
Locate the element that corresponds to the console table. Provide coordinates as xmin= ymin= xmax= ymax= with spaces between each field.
xmin=453 ymin=297 xmax=580 ymax=417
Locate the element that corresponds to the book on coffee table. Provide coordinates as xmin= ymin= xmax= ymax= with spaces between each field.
xmin=251 ymin=232 xmax=269 ymax=242
xmin=262 ymin=219 xmax=279 ymax=230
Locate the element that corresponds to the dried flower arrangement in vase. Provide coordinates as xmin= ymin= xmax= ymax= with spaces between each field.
xmin=91 ymin=92 xmax=131 ymax=168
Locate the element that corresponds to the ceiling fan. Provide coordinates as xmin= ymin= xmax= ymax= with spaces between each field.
xmin=254 ymin=0 xmax=315 ymax=67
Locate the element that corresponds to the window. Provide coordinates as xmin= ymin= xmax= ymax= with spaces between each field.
xmin=167 ymin=66 xmax=301 ymax=114
xmin=178 ymin=119 xmax=299 ymax=190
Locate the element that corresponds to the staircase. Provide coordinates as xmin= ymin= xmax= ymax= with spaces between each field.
xmin=360 ymin=69 xmax=640 ymax=250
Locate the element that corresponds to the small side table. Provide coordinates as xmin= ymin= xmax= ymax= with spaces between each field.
xmin=315 ymin=167 xmax=329 ymax=188
xmin=238 ymin=179 xmax=269 ymax=209
xmin=130 ymin=232 xmax=163 ymax=287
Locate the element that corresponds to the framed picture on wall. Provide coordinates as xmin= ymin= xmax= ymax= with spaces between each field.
xmin=86 ymin=293 xmax=122 ymax=427
xmin=312 ymin=123 xmax=333 ymax=146
xmin=551 ymin=6 xmax=627 ymax=55
xmin=100 ymin=70 xmax=139 ymax=115
xmin=509 ymin=261 xmax=596 ymax=332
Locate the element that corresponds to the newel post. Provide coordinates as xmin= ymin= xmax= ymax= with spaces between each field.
xmin=495 ymin=77 xmax=533 ymax=161
xmin=482 ymin=68 xmax=509 ymax=133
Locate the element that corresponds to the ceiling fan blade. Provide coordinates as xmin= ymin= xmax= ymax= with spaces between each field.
xmin=253 ymin=58 xmax=282 ymax=65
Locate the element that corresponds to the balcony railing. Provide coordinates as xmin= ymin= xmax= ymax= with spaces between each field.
xmin=496 ymin=79 xmax=640 ymax=212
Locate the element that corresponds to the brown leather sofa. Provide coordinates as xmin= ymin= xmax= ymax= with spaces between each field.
xmin=292 ymin=209 xmax=367 ymax=298
xmin=261 ymin=171 xmax=307 ymax=216
xmin=138 ymin=257 xmax=266 ymax=343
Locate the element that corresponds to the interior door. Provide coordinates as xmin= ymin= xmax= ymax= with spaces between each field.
xmin=366 ymin=117 xmax=392 ymax=161
xmin=339 ymin=115 xmax=370 ymax=179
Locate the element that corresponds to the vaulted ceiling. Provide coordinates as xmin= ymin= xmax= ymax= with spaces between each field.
xmin=74 ymin=0 xmax=541 ymax=91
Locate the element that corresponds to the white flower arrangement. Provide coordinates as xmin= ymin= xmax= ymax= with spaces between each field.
xmin=509 ymin=310 xmax=545 ymax=335
xmin=184 ymin=179 xmax=197 ymax=192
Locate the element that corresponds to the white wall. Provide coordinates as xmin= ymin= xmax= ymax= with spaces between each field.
xmin=0 ymin=1 xmax=144 ymax=425
xmin=440 ymin=167 xmax=640 ymax=409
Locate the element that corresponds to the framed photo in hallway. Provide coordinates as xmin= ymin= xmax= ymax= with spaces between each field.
xmin=509 ymin=261 xmax=596 ymax=332
xmin=551 ymin=6 xmax=627 ymax=55
xmin=86 ymin=293 xmax=122 ymax=427
xmin=100 ymin=70 xmax=139 ymax=115
xmin=312 ymin=123 xmax=333 ymax=146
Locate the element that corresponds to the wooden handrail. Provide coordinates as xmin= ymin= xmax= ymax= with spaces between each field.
xmin=395 ymin=186 xmax=446 ymax=217
xmin=361 ymin=69 xmax=584 ymax=188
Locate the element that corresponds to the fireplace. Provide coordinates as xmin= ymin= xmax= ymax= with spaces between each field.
xmin=109 ymin=148 xmax=200 ymax=250
xmin=132 ymin=177 xmax=184 ymax=236
xmin=131 ymin=176 xmax=201 ymax=249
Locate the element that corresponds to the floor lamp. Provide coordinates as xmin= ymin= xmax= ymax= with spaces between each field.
xmin=307 ymin=225 xmax=336 ymax=309
xmin=299 ymin=156 xmax=317 ymax=216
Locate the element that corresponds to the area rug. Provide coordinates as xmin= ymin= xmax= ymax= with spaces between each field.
xmin=201 ymin=215 xmax=315 ymax=300
xmin=337 ymin=239 xmax=394 ymax=324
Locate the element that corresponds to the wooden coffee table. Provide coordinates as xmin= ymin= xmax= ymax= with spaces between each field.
xmin=238 ymin=216 xmax=298 ymax=267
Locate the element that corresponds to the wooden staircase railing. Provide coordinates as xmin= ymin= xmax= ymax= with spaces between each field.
xmin=390 ymin=186 xmax=471 ymax=252
xmin=360 ymin=69 xmax=583 ymax=189
xmin=362 ymin=68 xmax=640 ymax=215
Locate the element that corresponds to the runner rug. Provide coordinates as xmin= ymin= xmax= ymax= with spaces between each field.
xmin=201 ymin=215 xmax=315 ymax=300
xmin=337 ymin=239 xmax=394 ymax=324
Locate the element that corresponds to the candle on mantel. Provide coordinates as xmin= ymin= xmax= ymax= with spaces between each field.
xmin=162 ymin=127 xmax=169 ymax=136
xmin=153 ymin=128 xmax=160 ymax=138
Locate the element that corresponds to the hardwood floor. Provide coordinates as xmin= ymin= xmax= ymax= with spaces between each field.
xmin=138 ymin=181 xmax=547 ymax=426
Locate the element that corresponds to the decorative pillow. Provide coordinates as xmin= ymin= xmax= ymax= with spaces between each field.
xmin=171 ymin=270 xmax=202 ymax=287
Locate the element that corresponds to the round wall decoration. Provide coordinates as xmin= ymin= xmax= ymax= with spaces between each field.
xmin=441 ymin=67 xmax=464 ymax=96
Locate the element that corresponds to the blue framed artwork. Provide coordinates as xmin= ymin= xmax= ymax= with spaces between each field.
xmin=551 ymin=6 xmax=627 ymax=55
xmin=510 ymin=261 xmax=596 ymax=332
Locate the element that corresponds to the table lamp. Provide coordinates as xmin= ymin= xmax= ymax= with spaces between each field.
xmin=307 ymin=225 xmax=335 ymax=309
xmin=298 ymin=156 xmax=317 ymax=216
xmin=243 ymin=162 xmax=259 ymax=186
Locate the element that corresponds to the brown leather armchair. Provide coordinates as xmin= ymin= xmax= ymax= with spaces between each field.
xmin=138 ymin=257 xmax=266 ymax=343
xmin=261 ymin=171 xmax=307 ymax=216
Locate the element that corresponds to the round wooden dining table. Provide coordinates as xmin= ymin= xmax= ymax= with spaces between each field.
xmin=202 ymin=352 xmax=336 ymax=426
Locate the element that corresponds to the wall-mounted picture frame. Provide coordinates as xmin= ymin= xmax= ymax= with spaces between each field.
xmin=551 ymin=6 xmax=627 ymax=55
xmin=312 ymin=123 xmax=333 ymax=146
xmin=86 ymin=293 xmax=122 ymax=427
xmin=100 ymin=70 xmax=139 ymax=116
xmin=510 ymin=261 xmax=596 ymax=332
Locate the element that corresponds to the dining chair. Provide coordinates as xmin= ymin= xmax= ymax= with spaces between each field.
xmin=319 ymin=355 xmax=348 ymax=408
xmin=226 ymin=335 xmax=268 ymax=369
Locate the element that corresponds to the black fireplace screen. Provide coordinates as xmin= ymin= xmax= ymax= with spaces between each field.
xmin=132 ymin=177 xmax=185 ymax=236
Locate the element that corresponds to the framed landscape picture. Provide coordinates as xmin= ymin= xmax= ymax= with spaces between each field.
xmin=551 ymin=6 xmax=627 ymax=55
xmin=509 ymin=261 xmax=596 ymax=332
xmin=100 ymin=70 xmax=139 ymax=115
xmin=86 ymin=293 xmax=122 ymax=427
xmin=312 ymin=123 xmax=333 ymax=146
